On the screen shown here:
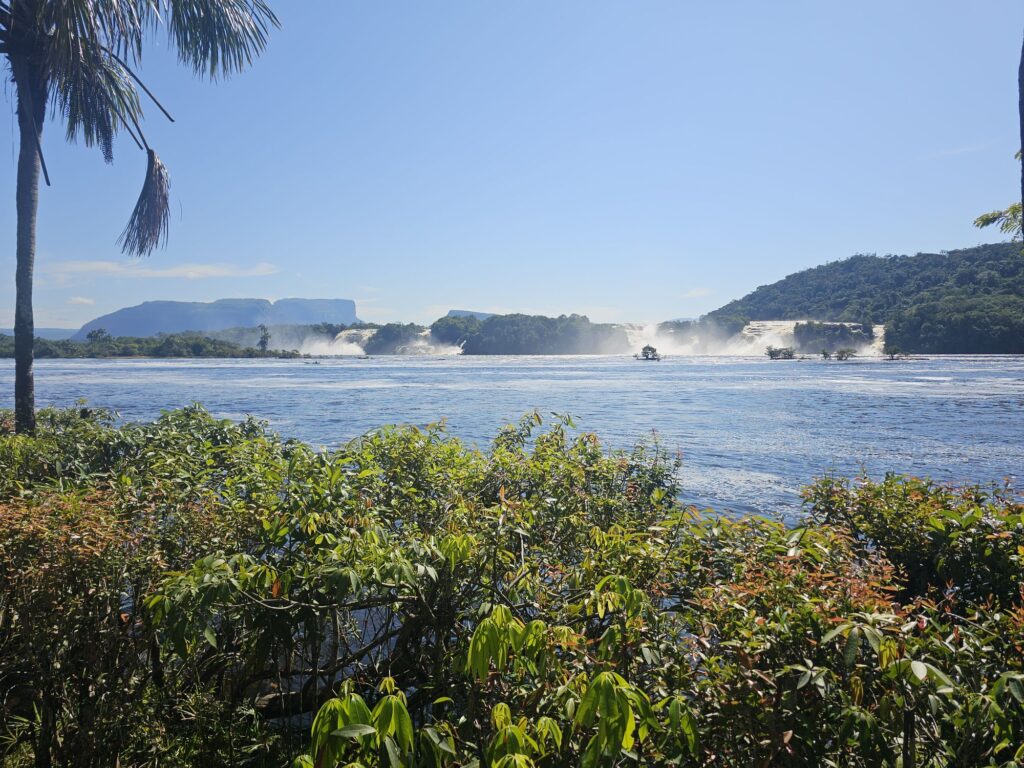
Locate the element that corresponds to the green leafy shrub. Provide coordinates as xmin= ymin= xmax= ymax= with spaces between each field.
xmin=806 ymin=474 xmax=1024 ymax=604
xmin=0 ymin=407 xmax=1021 ymax=767
xmin=766 ymin=345 xmax=796 ymax=360
xmin=794 ymin=321 xmax=873 ymax=352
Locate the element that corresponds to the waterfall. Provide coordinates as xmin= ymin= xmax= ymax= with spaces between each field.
xmin=300 ymin=328 xmax=376 ymax=355
xmin=299 ymin=328 xmax=463 ymax=356
xmin=297 ymin=321 xmax=886 ymax=357
xmin=622 ymin=320 xmax=886 ymax=357
xmin=401 ymin=329 xmax=463 ymax=355
xmin=867 ymin=325 xmax=887 ymax=356
xmin=622 ymin=323 xmax=661 ymax=350
xmin=620 ymin=320 xmax=793 ymax=356
xmin=727 ymin=320 xmax=799 ymax=354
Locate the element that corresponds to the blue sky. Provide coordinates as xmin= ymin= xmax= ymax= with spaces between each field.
xmin=2 ymin=1 xmax=1022 ymax=328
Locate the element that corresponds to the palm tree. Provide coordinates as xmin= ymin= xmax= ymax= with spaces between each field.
xmin=973 ymin=27 xmax=1024 ymax=242
xmin=1 ymin=0 xmax=278 ymax=433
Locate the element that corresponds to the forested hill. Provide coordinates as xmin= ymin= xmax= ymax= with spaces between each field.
xmin=705 ymin=242 xmax=1024 ymax=353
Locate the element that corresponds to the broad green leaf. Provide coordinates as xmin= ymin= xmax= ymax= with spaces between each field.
xmin=910 ymin=660 xmax=928 ymax=682
xmin=332 ymin=724 xmax=377 ymax=739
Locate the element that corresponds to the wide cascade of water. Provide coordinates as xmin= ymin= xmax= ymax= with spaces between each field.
xmin=299 ymin=328 xmax=463 ymax=356
xmin=297 ymin=320 xmax=885 ymax=357
xmin=622 ymin=320 xmax=885 ymax=356
xmin=730 ymin=320 xmax=799 ymax=354
xmin=300 ymin=328 xmax=376 ymax=355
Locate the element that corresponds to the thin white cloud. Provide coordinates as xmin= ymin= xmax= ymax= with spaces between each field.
xmin=67 ymin=296 xmax=95 ymax=305
xmin=927 ymin=144 xmax=987 ymax=159
xmin=682 ymin=287 xmax=712 ymax=299
xmin=44 ymin=260 xmax=280 ymax=280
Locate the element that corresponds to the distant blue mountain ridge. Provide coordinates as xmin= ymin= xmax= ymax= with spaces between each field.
xmin=0 ymin=328 xmax=77 ymax=340
xmin=72 ymin=298 xmax=359 ymax=341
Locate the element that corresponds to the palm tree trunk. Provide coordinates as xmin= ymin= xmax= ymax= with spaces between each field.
xmin=10 ymin=56 xmax=46 ymax=435
xmin=1018 ymin=29 xmax=1023 ymax=221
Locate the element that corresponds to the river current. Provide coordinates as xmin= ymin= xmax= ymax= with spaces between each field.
xmin=2 ymin=355 xmax=1021 ymax=519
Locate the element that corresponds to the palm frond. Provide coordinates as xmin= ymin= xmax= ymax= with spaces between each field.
xmin=38 ymin=0 xmax=148 ymax=62
xmin=118 ymin=148 xmax=170 ymax=256
xmin=974 ymin=203 xmax=1022 ymax=239
xmin=51 ymin=40 xmax=143 ymax=162
xmin=159 ymin=0 xmax=279 ymax=77
xmin=10 ymin=0 xmax=274 ymax=259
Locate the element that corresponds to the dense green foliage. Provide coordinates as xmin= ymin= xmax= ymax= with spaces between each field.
xmin=364 ymin=323 xmax=429 ymax=354
xmin=430 ymin=315 xmax=482 ymax=347
xmin=0 ymin=408 xmax=1021 ymax=766
xmin=807 ymin=474 xmax=1024 ymax=605
xmin=0 ymin=332 xmax=301 ymax=359
xmin=886 ymin=294 xmax=1024 ymax=354
xmin=766 ymin=345 xmax=796 ymax=360
xmin=707 ymin=243 xmax=1024 ymax=353
xmin=455 ymin=314 xmax=630 ymax=355
xmin=793 ymin=322 xmax=874 ymax=353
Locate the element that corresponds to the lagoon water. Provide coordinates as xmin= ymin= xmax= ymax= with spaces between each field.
xmin=2 ymin=355 xmax=1021 ymax=519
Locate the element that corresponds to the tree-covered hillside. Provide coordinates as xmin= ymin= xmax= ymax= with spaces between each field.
xmin=886 ymin=294 xmax=1024 ymax=354
xmin=705 ymin=243 xmax=1024 ymax=353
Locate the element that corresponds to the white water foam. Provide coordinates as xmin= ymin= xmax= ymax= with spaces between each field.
xmin=623 ymin=320 xmax=886 ymax=357
xmin=300 ymin=328 xmax=463 ymax=356
xmin=300 ymin=328 xmax=376 ymax=356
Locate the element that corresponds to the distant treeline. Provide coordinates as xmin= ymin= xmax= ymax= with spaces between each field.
xmin=431 ymin=313 xmax=630 ymax=354
xmin=706 ymin=242 xmax=1024 ymax=354
xmin=0 ymin=331 xmax=301 ymax=359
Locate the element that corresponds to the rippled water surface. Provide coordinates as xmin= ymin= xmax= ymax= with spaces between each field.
xmin=2 ymin=355 xmax=1021 ymax=518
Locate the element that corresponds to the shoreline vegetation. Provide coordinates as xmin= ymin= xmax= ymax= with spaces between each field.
xmin=0 ymin=331 xmax=305 ymax=359
xmin=1 ymin=406 xmax=1021 ymax=766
